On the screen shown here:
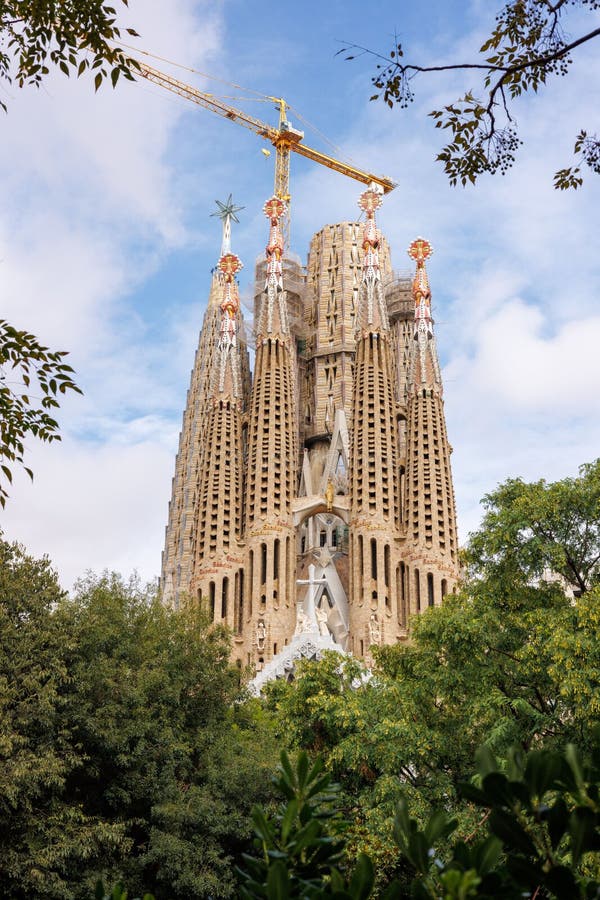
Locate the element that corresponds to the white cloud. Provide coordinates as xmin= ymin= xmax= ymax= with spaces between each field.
xmin=449 ymin=299 xmax=600 ymax=415
xmin=3 ymin=434 xmax=175 ymax=591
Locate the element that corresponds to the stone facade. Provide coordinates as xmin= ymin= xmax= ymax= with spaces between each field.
xmin=161 ymin=194 xmax=459 ymax=674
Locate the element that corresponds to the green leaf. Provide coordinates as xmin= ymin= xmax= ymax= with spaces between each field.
xmin=266 ymin=861 xmax=290 ymax=899
xmin=297 ymin=750 xmax=309 ymax=789
xmin=280 ymin=798 xmax=298 ymax=843
xmin=424 ymin=809 xmax=457 ymax=845
xmin=480 ymin=772 xmax=515 ymax=808
xmin=569 ymin=807 xmax=597 ymax=866
xmin=542 ymin=797 xmax=569 ymax=849
xmin=473 ymin=835 xmax=503 ymax=876
xmin=348 ymin=853 xmax=375 ymax=899
xmin=524 ymin=750 xmax=562 ymax=798
xmin=565 ymin=744 xmax=585 ymax=791
xmin=489 ymin=809 xmax=537 ymax=856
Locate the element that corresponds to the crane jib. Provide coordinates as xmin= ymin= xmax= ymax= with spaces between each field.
xmin=136 ymin=57 xmax=397 ymax=240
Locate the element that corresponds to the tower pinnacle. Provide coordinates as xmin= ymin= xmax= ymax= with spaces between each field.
xmin=408 ymin=237 xmax=433 ymax=338
xmin=216 ymin=249 xmax=244 ymax=398
xmin=357 ymin=188 xmax=389 ymax=333
xmin=211 ymin=193 xmax=245 ymax=257
xmin=243 ymin=194 xmax=298 ymax=669
xmin=256 ymin=196 xmax=291 ymax=339
xmin=407 ymin=237 xmax=442 ymax=390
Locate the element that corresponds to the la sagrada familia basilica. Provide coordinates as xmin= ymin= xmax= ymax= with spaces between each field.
xmin=161 ymin=187 xmax=459 ymax=688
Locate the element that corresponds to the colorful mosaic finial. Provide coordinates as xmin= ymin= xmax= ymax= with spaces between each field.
xmin=357 ymin=188 xmax=388 ymax=332
xmin=217 ymin=251 xmax=243 ymax=353
xmin=264 ymin=196 xmax=285 ymax=293
xmin=407 ymin=237 xmax=442 ymax=388
xmin=258 ymin=196 xmax=290 ymax=338
xmin=408 ymin=237 xmax=434 ymax=338
xmin=358 ymin=187 xmax=383 ymax=217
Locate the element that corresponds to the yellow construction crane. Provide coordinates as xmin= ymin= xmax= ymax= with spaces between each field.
xmin=136 ymin=60 xmax=396 ymax=244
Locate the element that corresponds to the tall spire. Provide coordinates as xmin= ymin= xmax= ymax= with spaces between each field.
xmin=215 ymin=248 xmax=243 ymax=399
xmin=349 ymin=188 xmax=403 ymax=662
xmin=403 ymin=237 xmax=459 ymax=613
xmin=243 ymin=195 xmax=298 ymax=670
xmin=161 ymin=201 xmax=249 ymax=608
xmin=177 ymin=198 xmax=249 ymax=632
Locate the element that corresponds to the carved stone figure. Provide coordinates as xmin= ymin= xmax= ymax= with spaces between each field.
xmin=369 ymin=613 xmax=381 ymax=645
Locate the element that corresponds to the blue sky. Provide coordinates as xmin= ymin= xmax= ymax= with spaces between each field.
xmin=1 ymin=0 xmax=599 ymax=588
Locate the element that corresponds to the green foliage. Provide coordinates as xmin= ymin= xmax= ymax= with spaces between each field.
xmin=266 ymin=584 xmax=585 ymax=882
xmin=0 ymin=0 xmax=139 ymax=111
xmin=394 ymin=739 xmax=600 ymax=898
xmin=0 ymin=542 xmax=129 ymax=899
xmin=238 ymin=749 xmax=381 ymax=899
xmin=467 ymin=459 xmax=600 ymax=595
xmin=238 ymin=739 xmax=600 ymax=898
xmin=0 ymin=319 xmax=81 ymax=507
xmin=341 ymin=1 xmax=600 ymax=187
xmin=0 ymin=543 xmax=280 ymax=898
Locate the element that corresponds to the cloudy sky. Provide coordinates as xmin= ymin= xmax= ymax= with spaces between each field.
xmin=1 ymin=0 xmax=599 ymax=590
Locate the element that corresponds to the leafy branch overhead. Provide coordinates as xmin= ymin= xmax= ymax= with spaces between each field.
xmin=0 ymin=320 xmax=81 ymax=507
xmin=340 ymin=0 xmax=600 ymax=188
xmin=0 ymin=0 xmax=140 ymax=112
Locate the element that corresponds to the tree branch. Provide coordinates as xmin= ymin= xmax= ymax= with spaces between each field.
xmin=484 ymin=25 xmax=600 ymax=125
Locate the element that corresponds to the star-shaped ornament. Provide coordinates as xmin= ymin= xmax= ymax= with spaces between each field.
xmin=211 ymin=194 xmax=244 ymax=223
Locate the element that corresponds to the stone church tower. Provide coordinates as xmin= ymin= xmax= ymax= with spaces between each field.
xmin=161 ymin=189 xmax=459 ymax=675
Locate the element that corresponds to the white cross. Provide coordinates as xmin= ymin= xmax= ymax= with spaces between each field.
xmin=296 ymin=563 xmax=327 ymax=624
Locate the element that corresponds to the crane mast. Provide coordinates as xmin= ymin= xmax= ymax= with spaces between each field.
xmin=136 ymin=60 xmax=396 ymax=245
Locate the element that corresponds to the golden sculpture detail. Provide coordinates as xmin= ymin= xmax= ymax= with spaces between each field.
xmin=325 ymin=479 xmax=335 ymax=512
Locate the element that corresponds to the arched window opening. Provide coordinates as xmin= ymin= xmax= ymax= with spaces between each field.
xmin=209 ymin=581 xmax=216 ymax=620
xmin=222 ymin=576 xmax=229 ymax=619
xmin=400 ymin=561 xmax=407 ymax=625
xmin=427 ymin=572 xmax=434 ymax=607
xmin=248 ymin=551 xmax=253 ymax=617
xmin=260 ymin=543 xmax=267 ymax=585
xmin=236 ymin=569 xmax=244 ymax=634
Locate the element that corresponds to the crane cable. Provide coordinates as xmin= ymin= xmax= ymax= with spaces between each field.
xmin=118 ymin=41 xmax=270 ymax=101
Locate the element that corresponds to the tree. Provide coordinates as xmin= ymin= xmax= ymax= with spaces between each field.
xmin=0 ymin=540 xmax=128 ymax=899
xmin=236 ymin=739 xmax=600 ymax=899
xmin=467 ymin=458 xmax=600 ymax=596
xmin=0 ymin=0 xmax=139 ymax=112
xmin=0 ymin=320 xmax=82 ymax=507
xmin=0 ymin=542 xmax=281 ymax=898
xmin=341 ymin=0 xmax=600 ymax=188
